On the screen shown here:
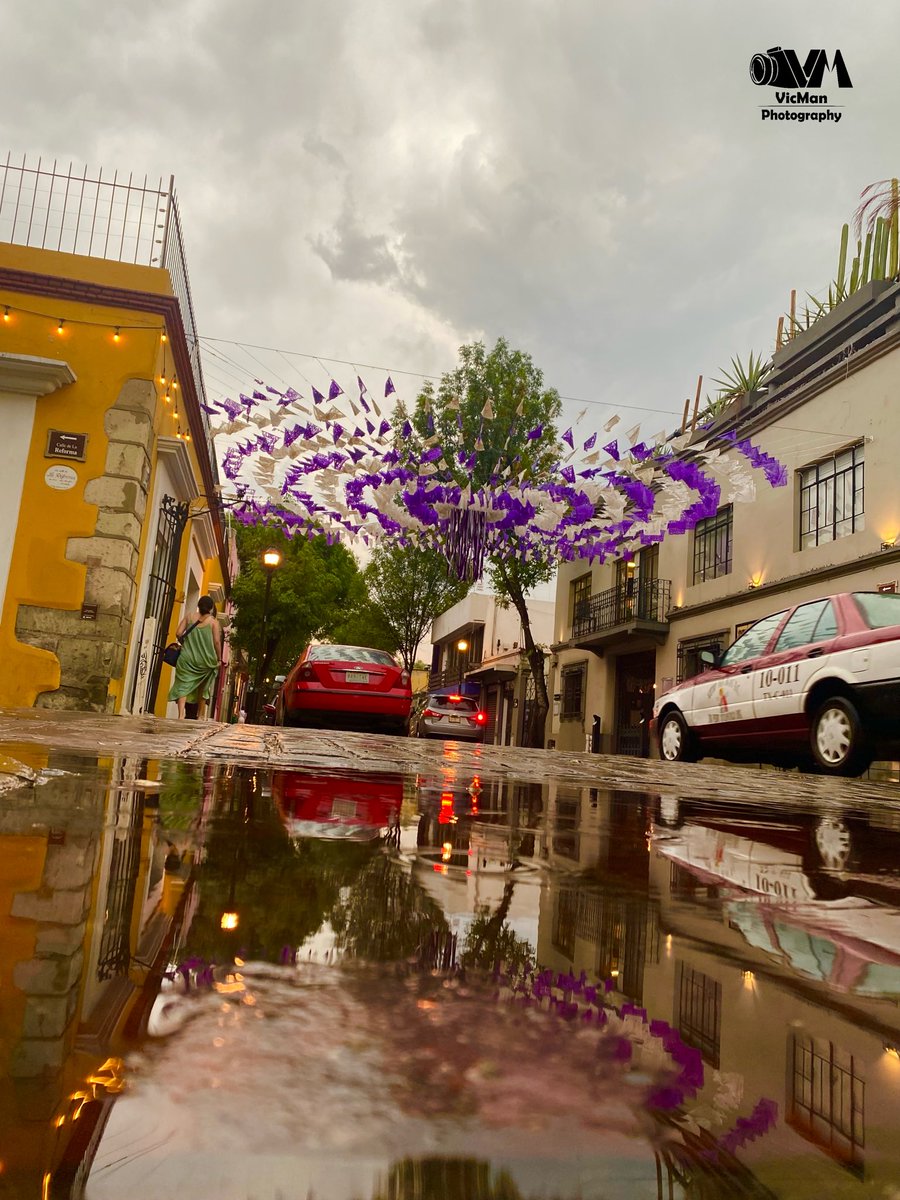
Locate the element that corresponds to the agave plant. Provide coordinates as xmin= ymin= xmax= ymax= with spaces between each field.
xmin=710 ymin=351 xmax=772 ymax=402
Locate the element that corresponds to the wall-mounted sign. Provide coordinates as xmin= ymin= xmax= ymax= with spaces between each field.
xmin=80 ymin=604 xmax=98 ymax=621
xmin=45 ymin=430 xmax=87 ymax=461
xmin=44 ymin=465 xmax=78 ymax=491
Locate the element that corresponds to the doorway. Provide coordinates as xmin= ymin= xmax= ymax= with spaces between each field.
xmin=614 ymin=651 xmax=656 ymax=757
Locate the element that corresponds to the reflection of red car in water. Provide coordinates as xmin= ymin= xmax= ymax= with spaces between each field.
xmin=272 ymin=770 xmax=403 ymax=841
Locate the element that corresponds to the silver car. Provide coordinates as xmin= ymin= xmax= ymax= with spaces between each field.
xmin=413 ymin=693 xmax=487 ymax=741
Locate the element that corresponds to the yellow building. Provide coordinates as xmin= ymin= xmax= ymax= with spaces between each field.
xmin=0 ymin=158 xmax=230 ymax=715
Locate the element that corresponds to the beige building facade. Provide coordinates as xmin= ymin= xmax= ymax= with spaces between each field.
xmin=549 ymin=278 xmax=900 ymax=757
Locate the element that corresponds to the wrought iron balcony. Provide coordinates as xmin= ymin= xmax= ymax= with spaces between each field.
xmin=572 ymin=578 xmax=672 ymax=643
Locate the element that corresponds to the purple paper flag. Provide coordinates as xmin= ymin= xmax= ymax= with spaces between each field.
xmin=311 ymin=387 xmax=325 ymax=407
xmin=328 ymin=379 xmax=343 ymax=400
xmin=385 ymin=376 xmax=396 ymax=397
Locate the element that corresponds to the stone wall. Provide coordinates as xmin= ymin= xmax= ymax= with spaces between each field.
xmin=16 ymin=379 xmax=156 ymax=712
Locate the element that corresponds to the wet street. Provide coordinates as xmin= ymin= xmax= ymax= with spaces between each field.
xmin=1 ymin=711 xmax=899 ymax=1199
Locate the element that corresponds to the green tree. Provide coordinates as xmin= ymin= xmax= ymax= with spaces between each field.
xmin=360 ymin=544 xmax=470 ymax=672
xmin=229 ymin=524 xmax=365 ymax=682
xmin=408 ymin=338 xmax=561 ymax=746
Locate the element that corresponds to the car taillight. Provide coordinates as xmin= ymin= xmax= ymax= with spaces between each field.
xmin=423 ymin=708 xmax=438 ymax=718
xmin=299 ymin=665 xmax=315 ymax=680
xmin=474 ymin=711 xmax=487 ymax=724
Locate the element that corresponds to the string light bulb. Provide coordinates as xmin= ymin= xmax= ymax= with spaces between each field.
xmin=164 ymin=391 xmax=171 ymax=404
xmin=172 ymin=375 xmax=178 ymax=390
xmin=160 ymin=372 xmax=167 ymax=386
xmin=3 ymin=306 xmax=9 ymax=322
xmin=160 ymin=329 xmax=167 ymax=343
xmin=113 ymin=327 xmax=120 ymax=343
xmin=57 ymin=318 xmax=65 ymax=334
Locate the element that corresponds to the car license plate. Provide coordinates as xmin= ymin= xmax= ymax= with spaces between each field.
xmin=448 ymin=715 xmax=460 ymax=723
xmin=332 ymin=798 xmax=358 ymax=819
xmin=345 ymin=671 xmax=369 ymax=683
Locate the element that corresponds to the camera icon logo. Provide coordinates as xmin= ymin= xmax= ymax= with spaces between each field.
xmin=749 ymin=47 xmax=852 ymax=89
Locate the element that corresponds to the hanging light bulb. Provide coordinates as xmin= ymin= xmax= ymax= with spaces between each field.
xmin=3 ymin=306 xmax=10 ymax=322
xmin=57 ymin=318 xmax=65 ymax=334
xmin=113 ymin=327 xmax=121 ymax=343
xmin=164 ymin=391 xmax=171 ymax=404
xmin=172 ymin=375 xmax=178 ymax=390
xmin=160 ymin=372 xmax=167 ymax=385
xmin=160 ymin=329 xmax=167 ymax=343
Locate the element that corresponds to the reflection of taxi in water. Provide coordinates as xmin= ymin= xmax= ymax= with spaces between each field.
xmin=652 ymin=591 xmax=900 ymax=775
xmin=272 ymin=770 xmax=403 ymax=840
xmin=653 ymin=816 xmax=900 ymax=996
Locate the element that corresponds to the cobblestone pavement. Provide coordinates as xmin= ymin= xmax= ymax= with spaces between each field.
xmin=0 ymin=708 xmax=898 ymax=817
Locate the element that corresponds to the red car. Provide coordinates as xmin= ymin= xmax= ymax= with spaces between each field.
xmin=272 ymin=769 xmax=403 ymax=840
xmin=652 ymin=591 xmax=900 ymax=775
xmin=276 ymin=644 xmax=412 ymax=735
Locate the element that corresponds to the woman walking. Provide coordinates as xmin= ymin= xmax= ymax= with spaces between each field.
xmin=168 ymin=595 xmax=222 ymax=719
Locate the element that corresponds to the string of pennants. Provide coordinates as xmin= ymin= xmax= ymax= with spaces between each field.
xmin=206 ymin=373 xmax=786 ymax=580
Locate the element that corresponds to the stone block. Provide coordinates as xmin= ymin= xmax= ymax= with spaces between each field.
xmin=22 ymin=995 xmax=71 ymax=1038
xmin=68 ymin=537 xmax=138 ymax=576
xmin=104 ymin=442 xmax=150 ymax=483
xmin=83 ymin=476 xmax=147 ymax=521
xmin=41 ymin=840 xmax=97 ymax=891
xmin=13 ymin=949 xmax=83 ymax=995
xmin=57 ymin=639 xmax=104 ymax=682
xmin=114 ymin=378 xmax=156 ymax=417
xmin=83 ymin=568 xmax=135 ymax=614
xmin=104 ymin=408 xmax=153 ymax=448
xmin=9 ymin=1038 xmax=66 ymax=1078
xmin=11 ymin=889 xmax=89 ymax=924
xmin=14 ymin=605 xmax=125 ymax=640
xmin=34 ymin=925 xmax=87 ymax=955
xmin=93 ymin=510 xmax=143 ymax=548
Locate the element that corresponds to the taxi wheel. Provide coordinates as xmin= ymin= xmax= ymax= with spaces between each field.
xmin=658 ymin=710 xmax=697 ymax=763
xmin=809 ymin=696 xmax=871 ymax=776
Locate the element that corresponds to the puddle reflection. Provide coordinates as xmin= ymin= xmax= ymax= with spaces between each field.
xmin=0 ymin=756 xmax=898 ymax=1197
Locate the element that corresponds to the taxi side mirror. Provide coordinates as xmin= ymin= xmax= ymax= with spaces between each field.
xmin=699 ymin=650 xmax=717 ymax=667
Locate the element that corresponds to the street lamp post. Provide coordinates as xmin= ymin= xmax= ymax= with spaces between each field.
xmin=456 ymin=638 xmax=468 ymax=694
xmin=251 ymin=548 xmax=282 ymax=722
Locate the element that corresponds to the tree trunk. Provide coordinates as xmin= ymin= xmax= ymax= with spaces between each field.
xmin=500 ymin=571 xmax=550 ymax=749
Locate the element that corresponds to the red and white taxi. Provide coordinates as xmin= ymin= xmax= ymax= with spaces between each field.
xmin=652 ymin=591 xmax=900 ymax=775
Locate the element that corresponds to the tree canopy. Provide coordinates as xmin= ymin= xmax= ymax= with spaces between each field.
xmin=404 ymin=338 xmax=562 ymax=745
xmin=228 ymin=524 xmax=366 ymax=681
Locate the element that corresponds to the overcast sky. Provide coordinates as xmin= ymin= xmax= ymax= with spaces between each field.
xmin=3 ymin=1 xmax=898 ymax=435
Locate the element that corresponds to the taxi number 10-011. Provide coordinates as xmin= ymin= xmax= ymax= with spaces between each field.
xmin=758 ymin=663 xmax=801 ymax=688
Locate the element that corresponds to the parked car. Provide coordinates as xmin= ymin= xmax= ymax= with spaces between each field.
xmin=412 ymin=692 xmax=487 ymax=741
xmin=652 ymin=591 xmax=900 ymax=775
xmin=276 ymin=644 xmax=411 ymax=735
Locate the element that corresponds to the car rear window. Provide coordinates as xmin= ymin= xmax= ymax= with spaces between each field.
xmin=430 ymin=695 xmax=479 ymax=712
xmin=853 ymin=592 xmax=900 ymax=630
xmin=309 ymin=645 xmax=398 ymax=665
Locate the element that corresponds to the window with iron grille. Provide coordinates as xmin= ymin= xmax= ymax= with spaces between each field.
xmin=800 ymin=443 xmax=865 ymax=548
xmin=571 ymin=573 xmax=591 ymax=624
xmin=676 ymin=632 xmax=728 ymax=683
xmin=560 ymin=663 xmax=586 ymax=720
xmin=675 ymin=962 xmax=721 ymax=1067
xmin=789 ymin=1034 xmax=865 ymax=1173
xmin=692 ymin=506 xmax=733 ymax=584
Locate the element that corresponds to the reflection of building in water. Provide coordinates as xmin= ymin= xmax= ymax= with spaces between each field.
xmin=646 ymin=817 xmax=900 ymax=1194
xmin=538 ymin=786 xmax=659 ymax=1005
xmin=0 ymin=756 xmax=197 ymax=1193
xmin=413 ymin=779 xmax=543 ymax=962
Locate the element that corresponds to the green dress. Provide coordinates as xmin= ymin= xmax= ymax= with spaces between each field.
xmin=168 ymin=621 xmax=220 ymax=702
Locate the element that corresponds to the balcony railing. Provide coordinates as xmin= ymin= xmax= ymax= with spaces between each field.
xmin=572 ymin=578 xmax=671 ymax=639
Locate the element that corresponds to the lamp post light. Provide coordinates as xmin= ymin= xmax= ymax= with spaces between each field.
xmin=251 ymin=548 xmax=282 ymax=722
xmin=456 ymin=638 xmax=468 ymax=694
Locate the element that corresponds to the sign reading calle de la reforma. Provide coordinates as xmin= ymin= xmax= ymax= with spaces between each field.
xmin=45 ymin=429 xmax=88 ymax=461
